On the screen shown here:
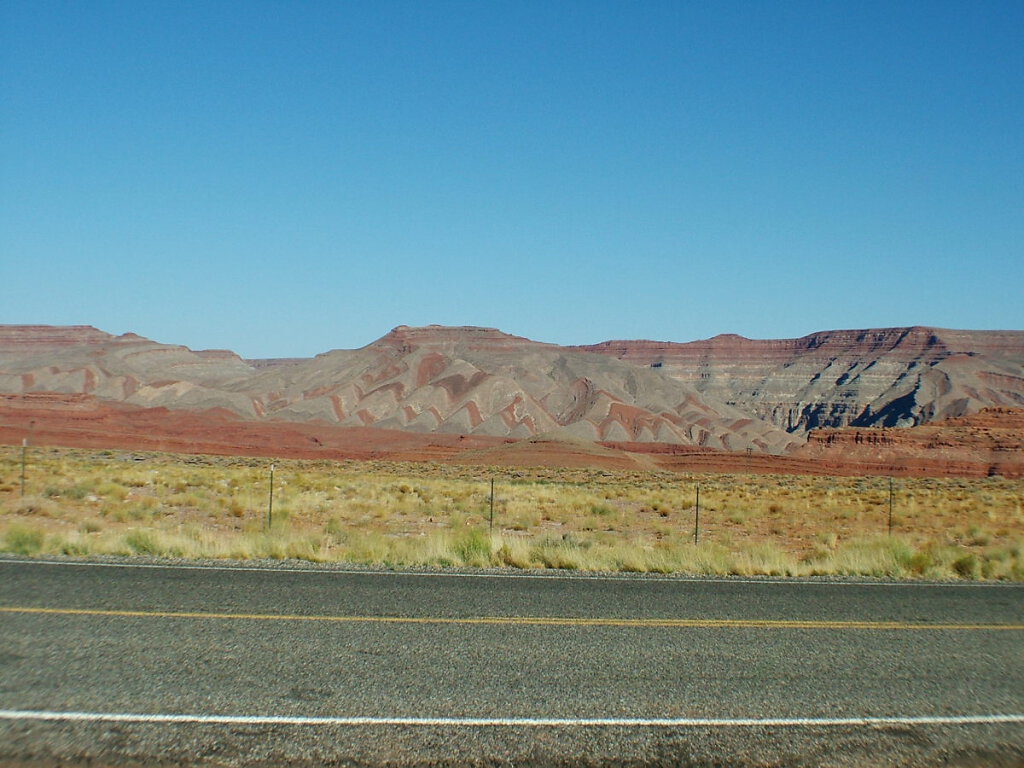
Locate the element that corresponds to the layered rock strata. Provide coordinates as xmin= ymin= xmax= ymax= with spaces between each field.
xmin=794 ymin=408 xmax=1024 ymax=478
xmin=2 ymin=324 xmax=1021 ymax=456
xmin=0 ymin=325 xmax=798 ymax=453
xmin=579 ymin=327 xmax=1024 ymax=433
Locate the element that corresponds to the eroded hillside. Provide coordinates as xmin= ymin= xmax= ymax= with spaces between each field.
xmin=579 ymin=327 xmax=1024 ymax=433
xmin=2 ymin=324 xmax=1022 ymax=461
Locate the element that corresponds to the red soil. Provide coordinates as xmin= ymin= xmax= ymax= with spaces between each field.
xmin=1 ymin=393 xmax=1021 ymax=478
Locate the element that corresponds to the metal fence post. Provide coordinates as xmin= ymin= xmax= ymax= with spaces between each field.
xmin=20 ymin=438 xmax=27 ymax=498
xmin=888 ymin=477 xmax=894 ymax=536
xmin=268 ymin=463 xmax=275 ymax=529
xmin=694 ymin=483 xmax=700 ymax=545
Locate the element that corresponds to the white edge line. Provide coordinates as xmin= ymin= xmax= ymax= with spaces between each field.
xmin=0 ymin=710 xmax=1021 ymax=728
xmin=1 ymin=557 xmax=1018 ymax=588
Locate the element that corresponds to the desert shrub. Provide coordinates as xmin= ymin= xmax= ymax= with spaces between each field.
xmin=95 ymin=481 xmax=129 ymax=501
xmin=3 ymin=524 xmax=45 ymax=555
xmin=63 ymin=484 xmax=92 ymax=500
xmin=56 ymin=534 xmax=92 ymax=557
xmin=123 ymin=529 xmax=162 ymax=555
xmin=11 ymin=496 xmax=57 ymax=517
xmin=494 ymin=539 xmax=534 ymax=569
xmin=965 ymin=526 xmax=992 ymax=546
xmin=907 ymin=550 xmax=934 ymax=575
xmin=979 ymin=541 xmax=1023 ymax=580
xmin=324 ymin=516 xmax=346 ymax=541
xmin=269 ymin=506 xmax=291 ymax=526
xmin=79 ymin=519 xmax=103 ymax=534
xmin=529 ymin=535 xmax=585 ymax=570
xmin=952 ymin=553 xmax=981 ymax=579
xmin=340 ymin=531 xmax=394 ymax=565
xmin=690 ymin=542 xmax=735 ymax=575
xmin=284 ymin=535 xmax=326 ymax=562
xmin=727 ymin=509 xmax=751 ymax=525
xmin=731 ymin=542 xmax=795 ymax=576
xmin=612 ymin=550 xmax=651 ymax=573
xmin=453 ymin=529 xmax=492 ymax=566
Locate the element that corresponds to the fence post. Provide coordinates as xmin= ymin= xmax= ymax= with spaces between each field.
xmin=888 ymin=476 xmax=894 ymax=536
xmin=268 ymin=463 xmax=275 ymax=529
xmin=489 ymin=477 xmax=495 ymax=535
xmin=20 ymin=438 xmax=27 ymax=498
xmin=694 ymin=483 xmax=700 ymax=545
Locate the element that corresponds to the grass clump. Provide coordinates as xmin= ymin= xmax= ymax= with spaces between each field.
xmin=4 ymin=524 xmax=45 ymax=555
xmin=453 ymin=529 xmax=493 ymax=567
xmin=122 ymin=529 xmax=164 ymax=556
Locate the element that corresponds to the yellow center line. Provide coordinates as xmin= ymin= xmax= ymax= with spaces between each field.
xmin=1 ymin=606 xmax=1021 ymax=630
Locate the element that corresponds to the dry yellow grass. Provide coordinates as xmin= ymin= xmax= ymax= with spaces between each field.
xmin=1 ymin=446 xmax=1021 ymax=579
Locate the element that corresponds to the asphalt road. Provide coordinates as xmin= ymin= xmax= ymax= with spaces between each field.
xmin=0 ymin=558 xmax=1021 ymax=767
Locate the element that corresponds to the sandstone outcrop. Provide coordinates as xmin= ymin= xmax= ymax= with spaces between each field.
xmin=793 ymin=408 xmax=1024 ymax=478
xmin=579 ymin=327 xmax=1024 ymax=434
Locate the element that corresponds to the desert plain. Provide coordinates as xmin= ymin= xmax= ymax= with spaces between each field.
xmin=2 ymin=444 xmax=1021 ymax=580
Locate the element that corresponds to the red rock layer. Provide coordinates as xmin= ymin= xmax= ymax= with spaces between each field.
xmin=794 ymin=408 xmax=1024 ymax=478
xmin=3 ymin=393 xmax=1020 ymax=477
xmin=0 ymin=325 xmax=117 ymax=351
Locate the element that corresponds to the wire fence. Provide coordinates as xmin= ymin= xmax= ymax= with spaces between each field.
xmin=5 ymin=445 xmax=1020 ymax=552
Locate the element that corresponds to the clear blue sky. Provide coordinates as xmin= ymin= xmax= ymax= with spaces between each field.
xmin=2 ymin=1 xmax=1021 ymax=358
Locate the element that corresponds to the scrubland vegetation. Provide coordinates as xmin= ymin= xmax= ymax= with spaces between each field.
xmin=1 ymin=446 xmax=1021 ymax=579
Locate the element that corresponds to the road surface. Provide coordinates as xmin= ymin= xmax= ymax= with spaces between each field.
xmin=0 ymin=558 xmax=1021 ymax=766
